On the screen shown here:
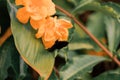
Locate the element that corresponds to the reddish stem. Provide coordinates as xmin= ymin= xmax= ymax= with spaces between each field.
xmin=0 ymin=27 xmax=11 ymax=46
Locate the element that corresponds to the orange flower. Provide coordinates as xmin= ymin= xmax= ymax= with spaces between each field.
xmin=15 ymin=0 xmax=73 ymax=49
xmin=15 ymin=0 xmax=56 ymax=25
xmin=55 ymin=19 xmax=73 ymax=41
xmin=31 ymin=17 xmax=73 ymax=49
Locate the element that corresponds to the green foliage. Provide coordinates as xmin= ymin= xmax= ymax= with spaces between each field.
xmin=60 ymin=55 xmax=107 ymax=80
xmin=39 ymin=71 xmax=58 ymax=80
xmin=53 ymin=0 xmax=74 ymax=12
xmin=72 ymin=0 xmax=100 ymax=10
xmin=0 ymin=0 xmax=120 ymax=80
xmin=0 ymin=37 xmax=29 ymax=80
xmin=87 ymin=12 xmax=105 ymax=38
xmin=104 ymin=16 xmax=120 ymax=52
xmin=93 ymin=68 xmax=120 ymax=80
xmin=0 ymin=37 xmax=19 ymax=80
xmin=73 ymin=1 xmax=120 ymax=23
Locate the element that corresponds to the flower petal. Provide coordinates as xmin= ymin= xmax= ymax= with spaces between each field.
xmin=30 ymin=7 xmax=47 ymax=20
xmin=58 ymin=19 xmax=73 ymax=28
xmin=35 ymin=25 xmax=45 ymax=38
xmin=16 ymin=7 xmax=30 ymax=24
xmin=38 ymin=0 xmax=56 ymax=16
xmin=42 ymin=38 xmax=56 ymax=49
xmin=58 ymin=28 xmax=68 ymax=41
xmin=44 ymin=29 xmax=56 ymax=41
xmin=30 ymin=18 xmax=46 ymax=30
xmin=46 ymin=2 xmax=56 ymax=16
xmin=44 ymin=17 xmax=56 ymax=41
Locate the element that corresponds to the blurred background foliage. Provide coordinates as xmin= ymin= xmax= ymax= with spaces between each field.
xmin=0 ymin=0 xmax=120 ymax=80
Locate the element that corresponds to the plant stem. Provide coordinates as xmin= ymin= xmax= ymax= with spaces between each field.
xmin=55 ymin=5 xmax=120 ymax=66
xmin=0 ymin=27 xmax=12 ymax=46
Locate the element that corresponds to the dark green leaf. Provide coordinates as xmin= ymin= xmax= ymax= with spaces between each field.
xmin=73 ymin=1 xmax=120 ymax=23
xmin=0 ymin=37 xmax=19 ymax=80
xmin=93 ymin=68 xmax=120 ymax=80
xmin=48 ymin=70 xmax=58 ymax=80
xmin=66 ymin=0 xmax=80 ymax=6
xmin=69 ymin=38 xmax=98 ymax=50
xmin=87 ymin=12 xmax=105 ymax=38
xmin=53 ymin=0 xmax=74 ymax=12
xmin=60 ymin=55 xmax=107 ymax=80
xmin=72 ymin=0 xmax=100 ymax=11
xmin=104 ymin=16 xmax=120 ymax=52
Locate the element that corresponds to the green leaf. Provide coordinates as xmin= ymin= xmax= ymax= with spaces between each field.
xmin=0 ymin=37 xmax=29 ymax=80
xmin=48 ymin=70 xmax=58 ymax=80
xmin=69 ymin=38 xmax=98 ymax=50
xmin=93 ymin=68 xmax=120 ymax=80
xmin=7 ymin=0 xmax=55 ymax=79
xmin=117 ymin=49 xmax=120 ymax=59
xmin=17 ymin=58 xmax=28 ymax=80
xmin=104 ymin=2 xmax=120 ymax=22
xmin=68 ymin=42 xmax=94 ymax=50
xmin=53 ymin=0 xmax=74 ymax=12
xmin=60 ymin=55 xmax=107 ymax=80
xmin=72 ymin=0 xmax=99 ymax=11
xmin=87 ymin=12 xmax=105 ymax=38
xmin=0 ymin=37 xmax=20 ymax=80
xmin=73 ymin=1 xmax=120 ymax=23
xmin=104 ymin=16 xmax=120 ymax=52
xmin=39 ymin=70 xmax=58 ymax=80
xmin=0 ymin=37 xmax=13 ymax=80
xmin=66 ymin=0 xmax=80 ymax=6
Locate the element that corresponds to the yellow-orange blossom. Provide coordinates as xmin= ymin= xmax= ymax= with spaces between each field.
xmin=16 ymin=0 xmax=56 ymax=24
xmin=16 ymin=0 xmax=73 ymax=49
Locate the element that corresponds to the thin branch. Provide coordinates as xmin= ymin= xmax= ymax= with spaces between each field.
xmin=55 ymin=5 xmax=120 ymax=66
xmin=54 ymin=67 xmax=60 ymax=78
xmin=0 ymin=27 xmax=12 ymax=46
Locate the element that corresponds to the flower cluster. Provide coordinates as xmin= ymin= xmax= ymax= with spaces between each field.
xmin=16 ymin=0 xmax=73 ymax=49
